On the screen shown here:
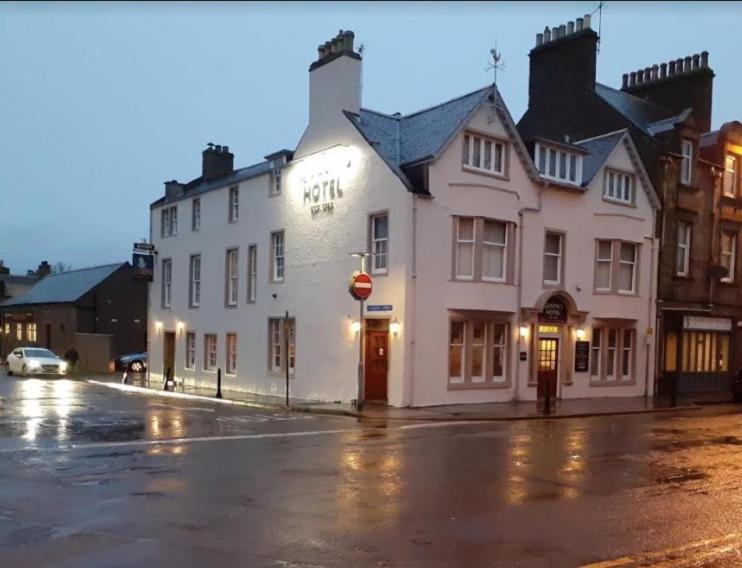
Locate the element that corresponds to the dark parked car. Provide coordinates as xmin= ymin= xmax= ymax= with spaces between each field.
xmin=115 ymin=352 xmax=147 ymax=373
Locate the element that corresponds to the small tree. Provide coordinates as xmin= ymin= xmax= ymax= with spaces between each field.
xmin=52 ymin=262 xmax=72 ymax=273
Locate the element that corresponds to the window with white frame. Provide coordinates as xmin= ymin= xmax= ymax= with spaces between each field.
xmin=271 ymin=170 xmax=282 ymax=196
xmin=192 ymin=198 xmax=201 ymax=231
xmin=462 ymin=133 xmax=505 ymax=176
xmin=185 ymin=332 xmax=196 ymax=369
xmin=226 ymin=248 xmax=239 ymax=306
xmin=271 ymin=231 xmax=285 ymax=282
xmin=228 ymin=187 xmax=239 ymax=222
xmin=595 ymin=241 xmax=613 ymax=291
xmin=543 ymin=232 xmax=563 ymax=285
xmin=455 ymin=217 xmax=475 ymax=279
xmin=247 ymin=245 xmax=257 ymax=303
xmin=617 ymin=243 xmax=637 ymax=294
xmin=161 ymin=205 xmax=177 ymax=237
xmin=226 ymin=333 xmax=237 ymax=375
xmin=161 ymin=258 xmax=172 ymax=308
xmin=482 ymin=220 xmax=507 ymax=282
xmin=590 ymin=327 xmax=635 ymax=382
xmin=204 ymin=334 xmax=217 ymax=371
xmin=448 ymin=319 xmax=509 ymax=387
xmin=269 ymin=318 xmax=295 ymax=374
xmin=535 ymin=142 xmax=582 ymax=185
xmin=681 ymin=139 xmax=694 ymax=185
xmin=189 ymin=254 xmax=201 ymax=307
xmin=370 ymin=213 xmax=389 ymax=274
xmin=676 ymin=222 xmax=691 ymax=276
xmin=724 ymin=154 xmax=738 ymax=197
xmin=721 ymin=231 xmax=736 ymax=283
xmin=27 ymin=323 xmax=37 ymax=342
xmin=604 ymin=170 xmax=634 ymax=204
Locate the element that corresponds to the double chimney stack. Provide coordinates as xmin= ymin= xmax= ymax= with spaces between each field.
xmin=535 ymin=14 xmax=592 ymax=47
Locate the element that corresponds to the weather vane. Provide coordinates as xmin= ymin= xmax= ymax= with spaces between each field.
xmin=485 ymin=42 xmax=505 ymax=90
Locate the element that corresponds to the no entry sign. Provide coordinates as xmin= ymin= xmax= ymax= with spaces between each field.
xmin=349 ymin=271 xmax=373 ymax=301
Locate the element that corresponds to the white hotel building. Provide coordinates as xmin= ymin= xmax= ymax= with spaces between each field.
xmin=148 ymin=30 xmax=659 ymax=407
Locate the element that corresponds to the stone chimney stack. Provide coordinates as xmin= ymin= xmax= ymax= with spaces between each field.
xmin=201 ymin=143 xmax=234 ymax=181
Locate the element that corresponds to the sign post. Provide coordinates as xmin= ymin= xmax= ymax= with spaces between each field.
xmin=349 ymin=254 xmax=373 ymax=411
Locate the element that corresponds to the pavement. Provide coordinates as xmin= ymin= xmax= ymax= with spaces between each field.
xmin=1 ymin=370 xmax=742 ymax=567
xmin=95 ymin=371 xmax=715 ymax=421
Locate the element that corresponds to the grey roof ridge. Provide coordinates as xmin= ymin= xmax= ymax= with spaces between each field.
xmin=398 ymin=84 xmax=491 ymax=120
xmin=44 ymin=262 xmax=125 ymax=277
xmin=343 ymin=110 xmax=419 ymax=194
xmin=573 ymin=128 xmax=630 ymax=145
xmin=359 ymin=107 xmax=402 ymax=119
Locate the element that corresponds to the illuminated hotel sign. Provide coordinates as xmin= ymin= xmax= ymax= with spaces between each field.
xmin=302 ymin=170 xmax=344 ymax=217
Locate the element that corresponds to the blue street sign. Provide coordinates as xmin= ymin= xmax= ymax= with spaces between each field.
xmin=367 ymin=304 xmax=393 ymax=312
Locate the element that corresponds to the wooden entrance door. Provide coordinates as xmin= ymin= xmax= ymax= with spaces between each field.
xmin=537 ymin=338 xmax=559 ymax=399
xmin=45 ymin=323 xmax=52 ymax=350
xmin=163 ymin=332 xmax=175 ymax=382
xmin=365 ymin=330 xmax=388 ymax=401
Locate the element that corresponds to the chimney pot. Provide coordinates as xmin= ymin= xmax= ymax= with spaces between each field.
xmin=635 ymin=70 xmax=643 ymax=85
xmin=317 ymin=44 xmax=326 ymax=58
xmin=536 ymin=32 xmax=543 ymax=46
xmin=668 ymin=60 xmax=676 ymax=76
xmin=552 ymin=26 xmax=559 ymax=39
xmin=342 ymin=30 xmax=354 ymax=52
xmin=567 ymin=21 xmax=574 ymax=34
xmin=575 ymin=17 xmax=584 ymax=31
xmin=676 ymin=58 xmax=684 ymax=73
xmin=629 ymin=71 xmax=637 ymax=86
xmin=330 ymin=38 xmax=339 ymax=53
xmin=584 ymin=14 xmax=591 ymax=28
xmin=651 ymin=64 xmax=659 ymax=80
xmin=622 ymin=73 xmax=629 ymax=88
xmin=558 ymin=24 xmax=566 ymax=38
xmin=701 ymin=51 xmax=709 ymax=67
xmin=683 ymin=56 xmax=692 ymax=72
xmin=692 ymin=53 xmax=700 ymax=70
xmin=660 ymin=62 xmax=667 ymax=78
xmin=543 ymin=26 xmax=551 ymax=42
xmin=644 ymin=67 xmax=652 ymax=82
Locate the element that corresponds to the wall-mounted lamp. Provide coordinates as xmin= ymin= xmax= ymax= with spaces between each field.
xmin=176 ymin=320 xmax=185 ymax=333
xmin=519 ymin=325 xmax=529 ymax=339
xmin=575 ymin=327 xmax=586 ymax=341
xmin=389 ymin=318 xmax=401 ymax=336
xmin=155 ymin=321 xmax=163 ymax=333
xmin=350 ymin=320 xmax=361 ymax=334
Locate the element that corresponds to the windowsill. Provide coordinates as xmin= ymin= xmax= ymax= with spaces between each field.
xmin=590 ymin=379 xmax=636 ymax=387
xmin=184 ymin=367 xmax=195 ymax=372
xmin=678 ymin=182 xmax=697 ymax=191
xmin=271 ymin=280 xmax=285 ymax=285
xmin=719 ymin=280 xmax=736 ymax=286
xmin=449 ymin=278 xmax=514 ymax=286
xmin=225 ymin=372 xmax=236 ymax=377
xmin=225 ymin=304 xmax=238 ymax=309
xmin=203 ymin=369 xmax=218 ymax=374
xmin=602 ymin=197 xmax=636 ymax=208
xmin=482 ymin=277 xmax=507 ymax=284
xmin=617 ymin=290 xmax=637 ymax=296
xmin=543 ymin=281 xmax=562 ymax=289
xmin=461 ymin=164 xmax=509 ymax=181
xmin=268 ymin=370 xmax=295 ymax=379
xmin=448 ymin=380 xmax=511 ymax=390
xmin=371 ymin=270 xmax=389 ymax=277
xmin=229 ymin=219 xmax=239 ymax=224
xmin=189 ymin=305 xmax=200 ymax=309
xmin=269 ymin=191 xmax=281 ymax=198
xmin=247 ymin=300 xmax=256 ymax=305
xmin=672 ymin=274 xmax=692 ymax=281
xmin=540 ymin=176 xmax=582 ymax=188
xmin=192 ymin=228 xmax=200 ymax=233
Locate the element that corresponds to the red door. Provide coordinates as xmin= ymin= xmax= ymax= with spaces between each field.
xmin=365 ymin=331 xmax=388 ymax=401
xmin=537 ymin=338 xmax=559 ymax=399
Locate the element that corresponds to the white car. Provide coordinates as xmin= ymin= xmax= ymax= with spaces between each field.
xmin=5 ymin=347 xmax=68 ymax=377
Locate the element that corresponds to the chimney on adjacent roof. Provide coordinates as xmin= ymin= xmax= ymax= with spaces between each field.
xmin=308 ymin=29 xmax=362 ymax=131
xmin=621 ymin=51 xmax=714 ymax=133
xmin=164 ymin=179 xmax=185 ymax=198
xmin=37 ymin=261 xmax=51 ymax=278
xmin=527 ymin=15 xmax=599 ymax=114
xmin=201 ymin=143 xmax=234 ymax=181
xmin=0 ymin=261 xmax=9 ymax=276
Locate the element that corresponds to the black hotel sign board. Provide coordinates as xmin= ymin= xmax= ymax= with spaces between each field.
xmin=574 ymin=341 xmax=590 ymax=373
xmin=132 ymin=253 xmax=154 ymax=281
xmin=539 ymin=297 xmax=567 ymax=323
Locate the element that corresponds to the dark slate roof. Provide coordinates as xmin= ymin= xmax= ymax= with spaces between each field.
xmin=1 ymin=263 xmax=125 ymax=307
xmin=576 ymin=130 xmax=627 ymax=186
xmin=151 ymin=160 xmax=274 ymax=208
xmin=0 ymin=275 xmax=38 ymax=300
xmin=595 ymin=83 xmax=674 ymax=135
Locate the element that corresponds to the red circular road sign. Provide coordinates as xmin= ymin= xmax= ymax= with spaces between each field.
xmin=349 ymin=271 xmax=373 ymax=301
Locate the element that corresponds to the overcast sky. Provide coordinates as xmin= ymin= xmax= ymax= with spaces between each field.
xmin=2 ymin=1 xmax=741 ymax=274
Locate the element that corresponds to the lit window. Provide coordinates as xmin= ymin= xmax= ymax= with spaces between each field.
xmin=622 ymin=329 xmax=634 ymax=379
xmin=590 ymin=327 xmax=635 ymax=382
xmin=590 ymin=329 xmax=602 ymax=378
xmin=226 ymin=333 xmax=237 ymax=375
xmin=448 ymin=321 xmax=465 ymax=384
xmin=204 ymin=334 xmax=217 ymax=371
xmin=161 ymin=259 xmax=172 ymax=308
xmin=189 ymin=254 xmax=201 ymax=307
xmin=721 ymin=231 xmax=736 ymax=283
xmin=482 ymin=220 xmax=507 ymax=282
xmin=247 ymin=245 xmax=257 ymax=303
xmin=228 ymin=187 xmax=239 ymax=223
xmin=448 ymin=319 xmax=509 ymax=387
xmin=370 ymin=213 xmax=389 ymax=274
xmin=271 ymin=231 xmax=285 ymax=282
xmin=536 ymin=143 xmax=582 ymax=185
xmin=455 ymin=217 xmax=475 ymax=279
xmin=192 ymin=198 xmax=201 ymax=231
xmin=543 ymin=232 xmax=563 ymax=286
xmin=681 ymin=139 xmax=693 ymax=185
xmin=595 ymin=241 xmax=613 ymax=291
xmin=604 ymin=170 xmax=634 ymax=204
xmin=471 ymin=322 xmax=486 ymax=383
xmin=185 ymin=332 xmax=196 ymax=369
xmin=16 ymin=323 xmax=22 ymax=341
xmin=462 ymin=133 xmax=506 ymax=176
xmin=681 ymin=331 xmax=730 ymax=373
xmin=724 ymin=154 xmax=738 ymax=197
xmin=676 ymin=222 xmax=691 ymax=276
xmin=27 ymin=323 xmax=37 ymax=342
xmin=226 ymin=248 xmax=239 ymax=306
xmin=492 ymin=323 xmax=507 ymax=382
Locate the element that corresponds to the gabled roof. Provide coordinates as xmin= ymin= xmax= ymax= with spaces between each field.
xmin=349 ymin=84 xmax=541 ymax=193
xmin=575 ymin=129 xmax=660 ymax=209
xmin=1 ymin=263 xmax=125 ymax=307
xmin=595 ymin=83 xmax=675 ymax=136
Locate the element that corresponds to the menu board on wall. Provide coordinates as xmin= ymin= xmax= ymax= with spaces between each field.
xmin=574 ymin=341 xmax=590 ymax=373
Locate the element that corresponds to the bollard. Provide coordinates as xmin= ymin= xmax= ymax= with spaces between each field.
xmin=122 ymin=362 xmax=128 ymax=385
xmin=216 ymin=368 xmax=223 ymax=399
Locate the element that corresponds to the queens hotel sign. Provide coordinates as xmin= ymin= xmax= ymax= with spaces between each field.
xmin=302 ymin=169 xmax=344 ymax=217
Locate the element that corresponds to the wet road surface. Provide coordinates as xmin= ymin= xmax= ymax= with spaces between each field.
xmin=0 ymin=373 xmax=741 ymax=567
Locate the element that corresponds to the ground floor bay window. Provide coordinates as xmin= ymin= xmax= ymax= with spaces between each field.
xmin=590 ymin=326 xmax=635 ymax=384
xmin=448 ymin=318 xmax=509 ymax=388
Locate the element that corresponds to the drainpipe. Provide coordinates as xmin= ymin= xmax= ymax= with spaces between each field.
xmin=644 ymin=214 xmax=657 ymax=399
xmin=514 ymin=181 xmax=545 ymax=400
xmin=406 ymin=192 xmax=419 ymax=407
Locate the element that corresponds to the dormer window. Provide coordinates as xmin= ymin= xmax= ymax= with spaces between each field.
xmin=462 ymin=133 xmax=505 ymax=176
xmin=535 ymin=143 xmax=582 ymax=185
xmin=603 ymin=170 xmax=634 ymax=205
